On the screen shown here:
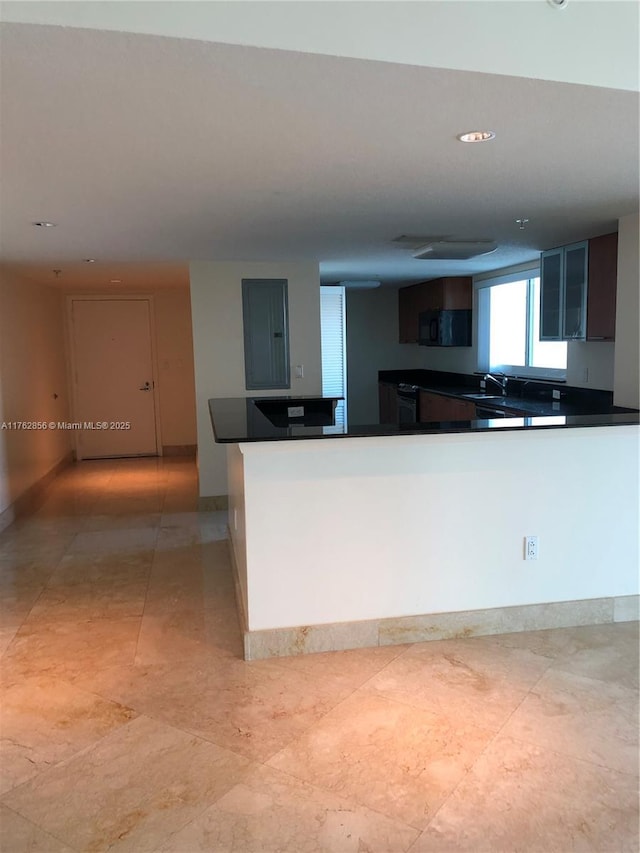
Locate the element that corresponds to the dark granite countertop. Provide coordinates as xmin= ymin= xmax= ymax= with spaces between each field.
xmin=379 ymin=369 xmax=638 ymax=417
xmin=209 ymin=395 xmax=639 ymax=444
xmin=402 ymin=386 xmax=628 ymax=418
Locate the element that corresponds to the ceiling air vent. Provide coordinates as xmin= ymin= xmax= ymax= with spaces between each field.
xmin=392 ymin=235 xmax=448 ymax=249
xmin=413 ymin=240 xmax=497 ymax=261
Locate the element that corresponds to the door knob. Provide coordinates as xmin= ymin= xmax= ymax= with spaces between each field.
xmin=139 ymin=381 xmax=152 ymax=391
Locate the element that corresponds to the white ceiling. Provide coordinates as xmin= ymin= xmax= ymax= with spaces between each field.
xmin=0 ymin=10 xmax=638 ymax=290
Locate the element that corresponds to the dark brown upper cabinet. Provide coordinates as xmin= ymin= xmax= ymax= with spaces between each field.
xmin=587 ymin=232 xmax=618 ymax=341
xmin=398 ymin=277 xmax=472 ymax=343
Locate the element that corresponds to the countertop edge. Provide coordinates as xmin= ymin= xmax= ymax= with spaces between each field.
xmin=209 ymin=397 xmax=640 ymax=444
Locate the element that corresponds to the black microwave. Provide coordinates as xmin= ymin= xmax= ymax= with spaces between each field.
xmin=418 ymin=309 xmax=472 ymax=347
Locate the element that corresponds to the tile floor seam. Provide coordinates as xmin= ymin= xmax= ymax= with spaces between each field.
xmin=0 ymin=709 xmax=243 ymax=794
xmin=249 ymin=666 xmax=420 ymax=764
xmin=0 ymin=803 xmax=84 ymax=853
xmin=494 ymin=649 xmax=559 ymax=724
xmin=262 ymin=687 xmax=502 ymax=828
xmin=244 ymin=642 xmax=424 ymax=712
xmin=2 ymin=594 xmax=42 ymax=651
xmin=147 ymin=765 xmax=422 ymax=853
xmin=406 ymin=660 xmax=566 ymax=842
xmin=0 ymin=719 xmax=137 ymax=801
xmin=407 ymin=699 xmax=640 ymax=853
xmin=0 ymin=716 xmax=253 ymax=852
xmin=135 ymin=552 xmax=157 ymax=663
xmin=44 ymin=546 xmax=82 ymax=588
xmin=121 ymin=765 xmax=256 ymax=853
xmin=532 ymin=661 xmax=640 ymax=697
xmin=248 ymin=760 xmax=422 ymax=836
xmin=261 ymin=652 xmax=404 ymax=690
xmin=545 ymin=658 xmax=639 ymax=687
xmin=495 ymin=714 xmax=640 ymax=778
xmin=261 ymin=746 xmax=431 ymax=835
xmin=354 ymin=678 xmax=526 ymax=735
xmin=410 ymin=722 xmax=518 ymax=842
xmin=486 ymin=730 xmax=640 ymax=781
xmin=50 ymin=687 xmax=287 ymax=768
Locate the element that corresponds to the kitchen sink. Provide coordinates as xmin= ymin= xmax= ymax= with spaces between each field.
xmin=460 ymin=393 xmax=505 ymax=400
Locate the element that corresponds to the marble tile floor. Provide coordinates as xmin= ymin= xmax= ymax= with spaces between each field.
xmin=0 ymin=458 xmax=638 ymax=852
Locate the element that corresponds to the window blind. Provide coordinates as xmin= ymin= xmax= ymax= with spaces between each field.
xmin=320 ymin=285 xmax=346 ymax=429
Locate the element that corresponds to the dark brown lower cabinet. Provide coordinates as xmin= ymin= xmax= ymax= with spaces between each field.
xmin=419 ymin=391 xmax=476 ymax=423
xmin=379 ymin=383 xmax=398 ymax=423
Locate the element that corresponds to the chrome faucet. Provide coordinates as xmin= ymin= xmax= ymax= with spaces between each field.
xmin=484 ymin=372 xmax=508 ymax=396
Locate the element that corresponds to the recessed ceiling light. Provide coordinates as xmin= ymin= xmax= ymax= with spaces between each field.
xmin=456 ymin=131 xmax=496 ymax=143
xmin=84 ymin=258 xmax=97 ymax=263
xmin=32 ymin=221 xmax=56 ymax=227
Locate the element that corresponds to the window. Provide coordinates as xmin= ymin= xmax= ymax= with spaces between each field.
xmin=320 ymin=285 xmax=347 ymax=429
xmin=477 ymin=269 xmax=567 ymax=379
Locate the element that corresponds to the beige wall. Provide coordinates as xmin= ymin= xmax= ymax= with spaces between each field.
xmin=0 ymin=267 xmax=71 ymax=519
xmin=346 ymin=288 xmax=421 ymax=424
xmin=152 ymin=288 xmax=197 ymax=447
xmin=415 ymin=335 xmax=478 ymax=377
xmin=613 ymin=212 xmax=640 ymax=409
xmin=190 ymin=261 xmax=322 ymax=497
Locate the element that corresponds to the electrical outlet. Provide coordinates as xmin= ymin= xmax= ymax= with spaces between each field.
xmin=524 ymin=535 xmax=538 ymax=560
xmin=295 ymin=364 xmax=304 ymax=379
xmin=552 ymin=389 xmax=561 ymax=400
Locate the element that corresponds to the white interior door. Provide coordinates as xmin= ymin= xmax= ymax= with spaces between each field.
xmin=70 ymin=298 xmax=158 ymax=458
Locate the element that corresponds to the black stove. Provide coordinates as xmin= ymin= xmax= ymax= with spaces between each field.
xmin=396 ymin=384 xmax=418 ymax=422
xmin=397 ymin=383 xmax=419 ymax=395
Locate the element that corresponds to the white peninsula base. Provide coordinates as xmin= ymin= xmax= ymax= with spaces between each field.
xmin=226 ymin=426 xmax=639 ymax=659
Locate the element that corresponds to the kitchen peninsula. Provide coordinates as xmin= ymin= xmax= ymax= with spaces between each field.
xmin=209 ymin=392 xmax=639 ymax=660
